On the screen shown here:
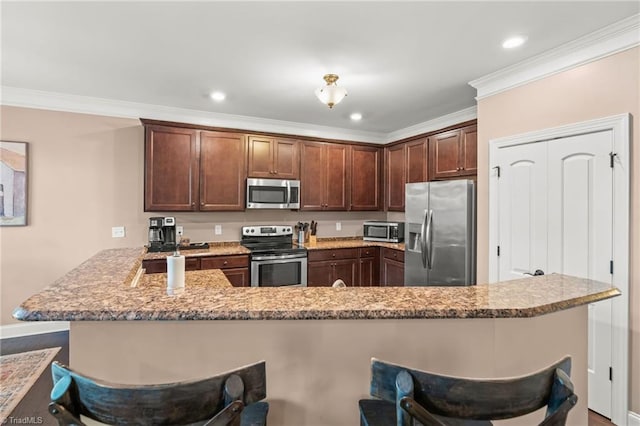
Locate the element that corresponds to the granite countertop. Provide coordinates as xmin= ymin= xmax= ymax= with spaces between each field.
xmin=301 ymin=237 xmax=404 ymax=251
xmin=13 ymin=247 xmax=619 ymax=322
xmin=143 ymin=242 xmax=250 ymax=260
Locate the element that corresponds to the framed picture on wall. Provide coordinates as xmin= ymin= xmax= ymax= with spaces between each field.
xmin=0 ymin=141 xmax=28 ymax=226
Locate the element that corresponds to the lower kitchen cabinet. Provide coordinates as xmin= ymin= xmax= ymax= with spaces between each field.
xmin=142 ymin=254 xmax=250 ymax=287
xmin=358 ymin=247 xmax=380 ymax=287
xmin=381 ymin=248 xmax=404 ymax=286
xmin=307 ymin=248 xmax=358 ymax=286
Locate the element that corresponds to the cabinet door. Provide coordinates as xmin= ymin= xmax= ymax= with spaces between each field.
xmin=325 ymin=143 xmax=350 ymax=211
xmin=460 ymin=125 xmax=477 ymax=176
xmin=300 ymin=142 xmax=325 ymax=210
xmin=406 ymin=138 xmax=428 ymax=183
xmin=332 ymin=259 xmax=358 ymax=286
xmin=382 ymin=258 xmax=404 ymax=287
xmin=247 ymin=136 xmax=274 ymax=178
xmin=385 ymin=144 xmax=406 ymax=211
xmin=200 ymin=131 xmax=246 ymax=211
xmin=145 ymin=126 xmax=199 ymax=211
xmin=223 ymin=268 xmax=249 ymax=287
xmin=307 ymin=261 xmax=334 ymax=286
xmin=359 ymin=257 xmax=378 ymax=286
xmin=273 ymin=138 xmax=299 ymax=179
xmin=351 ymin=146 xmax=381 ymax=211
xmin=429 ymin=129 xmax=462 ymax=180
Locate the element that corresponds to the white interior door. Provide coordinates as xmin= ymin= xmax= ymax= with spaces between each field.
xmin=547 ymin=131 xmax=613 ymax=418
xmin=496 ymin=131 xmax=613 ymax=418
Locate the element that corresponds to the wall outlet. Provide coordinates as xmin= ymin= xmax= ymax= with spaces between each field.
xmin=215 ymin=225 xmax=222 ymax=235
xmin=336 ymin=222 xmax=342 ymax=231
xmin=177 ymin=226 xmax=184 ymax=236
xmin=111 ymin=226 xmax=125 ymax=238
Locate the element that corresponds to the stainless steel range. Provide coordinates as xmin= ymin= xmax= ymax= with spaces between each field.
xmin=241 ymin=225 xmax=307 ymax=287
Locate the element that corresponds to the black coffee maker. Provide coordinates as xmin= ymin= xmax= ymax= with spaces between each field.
xmin=148 ymin=217 xmax=177 ymax=252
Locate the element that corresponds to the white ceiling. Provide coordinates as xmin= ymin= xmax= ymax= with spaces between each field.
xmin=2 ymin=1 xmax=638 ymax=136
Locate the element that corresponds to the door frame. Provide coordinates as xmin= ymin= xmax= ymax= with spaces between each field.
xmin=488 ymin=113 xmax=630 ymax=425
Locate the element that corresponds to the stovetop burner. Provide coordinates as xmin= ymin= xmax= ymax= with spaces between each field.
xmin=241 ymin=225 xmax=306 ymax=257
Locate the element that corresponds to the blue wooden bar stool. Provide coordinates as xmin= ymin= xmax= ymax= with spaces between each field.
xmin=359 ymin=356 xmax=577 ymax=426
xmin=49 ymin=360 xmax=269 ymax=426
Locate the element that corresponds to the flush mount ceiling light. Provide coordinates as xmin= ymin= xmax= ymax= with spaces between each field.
xmin=350 ymin=112 xmax=362 ymax=121
xmin=314 ymin=74 xmax=347 ymax=109
xmin=502 ymin=36 xmax=527 ymax=49
xmin=210 ymin=91 xmax=226 ymax=102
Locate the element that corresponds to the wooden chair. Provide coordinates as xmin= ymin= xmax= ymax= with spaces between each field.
xmin=359 ymin=357 xmax=577 ymax=426
xmin=49 ymin=360 xmax=268 ymax=426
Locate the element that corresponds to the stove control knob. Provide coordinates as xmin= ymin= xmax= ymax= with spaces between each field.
xmin=250 ymin=229 xmax=255 ymax=233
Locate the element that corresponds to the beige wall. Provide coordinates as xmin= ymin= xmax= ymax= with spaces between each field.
xmin=0 ymin=106 xmax=384 ymax=324
xmin=476 ymin=47 xmax=640 ymax=412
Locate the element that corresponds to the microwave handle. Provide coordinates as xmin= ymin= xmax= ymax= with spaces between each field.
xmin=286 ymin=181 xmax=291 ymax=207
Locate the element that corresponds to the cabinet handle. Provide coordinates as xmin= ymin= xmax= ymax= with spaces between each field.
xmin=201 ymin=202 xmax=205 ymax=206
xmin=274 ymin=170 xmax=278 ymax=174
xmin=332 ymin=254 xmax=336 ymax=258
xmin=192 ymin=202 xmax=195 ymax=207
xmin=223 ymin=261 xmax=228 ymax=265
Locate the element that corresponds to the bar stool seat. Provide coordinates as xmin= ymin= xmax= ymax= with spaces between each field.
xmin=49 ymin=360 xmax=268 ymax=426
xmin=359 ymin=357 xmax=577 ymax=426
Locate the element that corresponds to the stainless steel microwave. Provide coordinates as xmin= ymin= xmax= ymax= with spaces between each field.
xmin=246 ymin=178 xmax=300 ymax=209
xmin=363 ymin=221 xmax=405 ymax=243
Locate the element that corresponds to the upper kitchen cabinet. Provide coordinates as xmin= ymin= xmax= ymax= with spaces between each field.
xmin=300 ymin=141 xmax=350 ymax=211
xmin=199 ymin=131 xmax=247 ymax=211
xmin=350 ymin=145 xmax=382 ymax=210
xmin=143 ymin=121 xmax=246 ymax=212
xmin=145 ymin=125 xmax=199 ymax=211
xmin=429 ymin=124 xmax=477 ymax=180
xmin=384 ymin=138 xmax=428 ymax=211
xmin=247 ymin=136 xmax=300 ymax=179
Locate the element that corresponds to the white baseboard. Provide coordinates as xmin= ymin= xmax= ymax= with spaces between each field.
xmin=629 ymin=411 xmax=640 ymax=426
xmin=0 ymin=322 xmax=70 ymax=339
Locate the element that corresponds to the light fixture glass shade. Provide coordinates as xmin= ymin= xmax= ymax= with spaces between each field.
xmin=315 ymin=74 xmax=347 ymax=108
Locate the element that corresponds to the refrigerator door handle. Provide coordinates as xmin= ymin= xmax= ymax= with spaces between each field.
xmin=420 ymin=209 xmax=428 ymax=268
xmin=426 ymin=209 xmax=433 ymax=269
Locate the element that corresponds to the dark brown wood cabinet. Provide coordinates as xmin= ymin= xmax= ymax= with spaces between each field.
xmin=247 ymin=136 xmax=299 ymax=179
xmin=307 ymin=248 xmax=358 ymax=286
xmin=144 ymin=123 xmax=246 ymax=212
xmin=199 ymin=131 xmax=247 ymax=211
xmin=143 ymin=254 xmax=250 ymax=287
xmin=384 ymin=138 xmax=428 ymax=212
xmin=385 ymin=144 xmax=406 ymax=211
xmin=381 ymin=248 xmax=404 ymax=286
xmin=300 ymin=141 xmax=350 ymax=211
xmin=429 ymin=125 xmax=477 ymax=180
xmin=358 ymin=247 xmax=380 ymax=287
xmin=350 ymin=146 xmax=382 ymax=210
xmin=145 ymin=126 xmax=199 ymax=211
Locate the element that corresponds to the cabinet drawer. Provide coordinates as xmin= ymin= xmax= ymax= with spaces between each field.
xmin=308 ymin=248 xmax=358 ymax=262
xmin=200 ymin=255 xmax=249 ymax=270
xmin=382 ymin=248 xmax=404 ymax=262
xmin=359 ymin=247 xmax=378 ymax=258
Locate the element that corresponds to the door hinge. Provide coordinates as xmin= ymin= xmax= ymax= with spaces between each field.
xmin=493 ymin=166 xmax=501 ymax=178
xmin=609 ymin=366 xmax=612 ymax=381
xmin=609 ymin=152 xmax=617 ymax=168
xmin=497 ymin=246 xmax=500 ymax=256
xmin=610 ymin=260 xmax=614 ymax=274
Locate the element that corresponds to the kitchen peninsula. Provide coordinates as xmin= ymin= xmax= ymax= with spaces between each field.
xmin=14 ymin=246 xmax=619 ymax=426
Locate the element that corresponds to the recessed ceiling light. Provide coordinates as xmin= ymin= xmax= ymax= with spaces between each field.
xmin=210 ymin=91 xmax=226 ymax=102
xmin=350 ymin=112 xmax=362 ymax=121
xmin=502 ymin=36 xmax=527 ymax=49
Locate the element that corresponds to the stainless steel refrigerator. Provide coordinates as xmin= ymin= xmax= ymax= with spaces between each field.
xmin=405 ymin=179 xmax=476 ymax=286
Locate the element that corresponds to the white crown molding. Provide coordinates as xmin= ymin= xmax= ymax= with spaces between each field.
xmin=0 ymin=321 xmax=70 ymax=339
xmin=385 ymin=106 xmax=477 ymax=142
xmin=469 ymin=13 xmax=640 ymax=100
xmin=0 ymin=86 xmax=387 ymax=144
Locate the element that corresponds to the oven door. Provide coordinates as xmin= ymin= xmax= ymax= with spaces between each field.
xmin=251 ymin=254 xmax=307 ymax=287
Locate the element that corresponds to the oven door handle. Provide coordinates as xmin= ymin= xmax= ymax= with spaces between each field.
xmin=252 ymin=253 xmax=307 ymax=261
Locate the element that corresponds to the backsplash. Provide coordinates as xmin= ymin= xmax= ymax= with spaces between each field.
xmin=159 ymin=210 xmax=388 ymax=243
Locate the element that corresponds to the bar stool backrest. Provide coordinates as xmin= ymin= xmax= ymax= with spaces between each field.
xmin=49 ymin=360 xmax=267 ymax=425
xmin=368 ymin=356 xmax=577 ymax=425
